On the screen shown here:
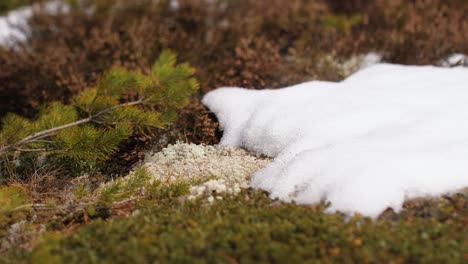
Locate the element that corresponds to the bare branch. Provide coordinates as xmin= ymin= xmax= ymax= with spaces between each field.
xmin=15 ymin=148 xmax=51 ymax=152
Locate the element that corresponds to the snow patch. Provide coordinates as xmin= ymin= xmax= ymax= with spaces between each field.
xmin=202 ymin=63 xmax=468 ymax=217
xmin=0 ymin=1 xmax=68 ymax=46
xmin=359 ymin=52 xmax=383 ymax=69
xmin=169 ymin=0 xmax=180 ymax=10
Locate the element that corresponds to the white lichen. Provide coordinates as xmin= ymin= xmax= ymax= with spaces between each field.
xmin=143 ymin=143 xmax=270 ymax=200
xmin=320 ymin=52 xmax=383 ymax=77
xmin=109 ymin=143 xmax=270 ymax=202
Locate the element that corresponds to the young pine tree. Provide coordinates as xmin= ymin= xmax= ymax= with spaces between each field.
xmin=0 ymin=50 xmax=199 ymax=177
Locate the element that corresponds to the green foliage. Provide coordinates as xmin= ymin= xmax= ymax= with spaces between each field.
xmin=0 ymin=185 xmax=31 ymax=211
xmin=0 ymin=186 xmax=32 ymax=247
xmin=0 ymin=51 xmax=198 ymax=176
xmin=36 ymin=103 xmax=78 ymax=131
xmin=99 ymin=166 xmax=152 ymax=204
xmin=146 ymin=179 xmax=190 ymax=201
xmin=98 ymin=166 xmax=190 ymax=204
xmin=0 ymin=186 xmax=31 ymax=250
xmin=0 ymin=114 xmax=34 ymax=146
xmin=142 ymin=50 xmax=200 ymax=124
xmin=72 ymin=183 xmax=91 ymax=201
xmin=53 ymin=124 xmax=132 ymax=170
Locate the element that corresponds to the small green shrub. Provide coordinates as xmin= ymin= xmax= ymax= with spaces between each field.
xmin=0 ymin=51 xmax=198 ymax=177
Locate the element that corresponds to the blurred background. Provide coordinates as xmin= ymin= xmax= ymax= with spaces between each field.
xmin=1 ymin=0 xmax=467 ymax=148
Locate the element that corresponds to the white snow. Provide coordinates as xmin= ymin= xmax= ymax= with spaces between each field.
xmin=359 ymin=52 xmax=383 ymax=69
xmin=169 ymin=0 xmax=180 ymax=10
xmin=438 ymin=53 xmax=468 ymax=67
xmin=202 ymin=63 xmax=468 ymax=218
xmin=0 ymin=6 xmax=32 ymax=45
xmin=0 ymin=1 xmax=68 ymax=46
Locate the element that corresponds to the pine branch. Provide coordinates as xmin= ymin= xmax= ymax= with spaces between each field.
xmin=0 ymin=98 xmax=144 ymax=157
xmin=0 ymin=50 xmax=198 ymax=177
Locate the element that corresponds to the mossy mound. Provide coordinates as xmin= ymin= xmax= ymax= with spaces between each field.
xmin=7 ymin=190 xmax=466 ymax=263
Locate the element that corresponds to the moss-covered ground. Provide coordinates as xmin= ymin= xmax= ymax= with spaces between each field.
xmin=2 ymin=189 xmax=466 ymax=263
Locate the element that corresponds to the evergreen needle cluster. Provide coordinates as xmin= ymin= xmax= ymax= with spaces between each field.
xmin=0 ymin=50 xmax=199 ymax=176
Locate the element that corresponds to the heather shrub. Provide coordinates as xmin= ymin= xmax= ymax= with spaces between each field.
xmin=0 ymin=11 xmax=161 ymax=118
xmin=326 ymin=0 xmax=468 ymax=63
xmin=2 ymin=0 xmax=467 ymax=104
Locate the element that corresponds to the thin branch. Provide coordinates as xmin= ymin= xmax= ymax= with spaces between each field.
xmin=13 ymin=203 xmax=93 ymax=211
xmin=15 ymin=148 xmax=51 ymax=152
xmin=0 ymin=98 xmax=145 ymax=156
xmin=29 ymin=140 xmax=54 ymax=144
xmin=13 ymin=198 xmax=138 ymax=212
xmin=113 ymin=198 xmax=137 ymax=205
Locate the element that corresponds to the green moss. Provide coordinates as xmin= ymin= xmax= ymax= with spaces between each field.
xmin=0 ymin=186 xmax=32 ymax=253
xmin=98 ymin=166 xmax=152 ymax=204
xmin=72 ymin=183 xmax=91 ymax=200
xmin=146 ymin=179 xmax=190 ymax=201
xmin=98 ymin=166 xmax=192 ymax=205
xmin=85 ymin=206 xmax=96 ymax=217
xmin=0 ymin=185 xmax=31 ymax=212
xmin=10 ymin=190 xmax=466 ymax=263
xmin=28 ymin=233 xmax=63 ymax=264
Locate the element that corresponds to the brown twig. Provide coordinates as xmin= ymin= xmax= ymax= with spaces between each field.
xmin=0 ymin=98 xmax=144 ymax=156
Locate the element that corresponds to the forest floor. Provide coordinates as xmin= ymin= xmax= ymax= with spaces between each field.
xmin=0 ymin=0 xmax=467 ymax=263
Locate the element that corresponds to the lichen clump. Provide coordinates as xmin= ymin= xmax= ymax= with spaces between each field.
xmin=142 ymin=143 xmax=271 ymax=200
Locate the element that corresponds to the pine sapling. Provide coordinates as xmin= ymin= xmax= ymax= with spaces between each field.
xmin=0 ymin=50 xmax=199 ymax=176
